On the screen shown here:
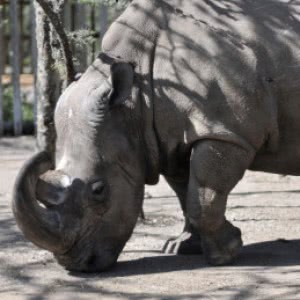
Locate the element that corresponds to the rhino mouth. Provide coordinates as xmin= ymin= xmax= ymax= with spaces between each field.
xmin=55 ymin=247 xmax=119 ymax=272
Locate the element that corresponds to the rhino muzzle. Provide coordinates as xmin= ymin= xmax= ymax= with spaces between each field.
xmin=12 ymin=152 xmax=116 ymax=272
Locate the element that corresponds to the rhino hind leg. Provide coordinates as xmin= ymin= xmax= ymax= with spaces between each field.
xmin=163 ymin=177 xmax=203 ymax=255
xmin=186 ymin=140 xmax=255 ymax=265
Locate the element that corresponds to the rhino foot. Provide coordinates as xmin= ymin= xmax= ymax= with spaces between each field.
xmin=202 ymin=220 xmax=242 ymax=265
xmin=163 ymin=230 xmax=203 ymax=255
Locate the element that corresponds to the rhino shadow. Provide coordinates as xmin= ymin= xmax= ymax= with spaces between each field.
xmin=69 ymin=239 xmax=300 ymax=278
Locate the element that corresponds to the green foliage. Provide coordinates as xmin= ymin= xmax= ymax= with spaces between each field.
xmin=68 ymin=29 xmax=97 ymax=48
xmin=3 ymin=86 xmax=34 ymax=123
xmin=23 ymin=102 xmax=33 ymax=122
xmin=3 ymin=86 xmax=14 ymax=121
xmin=51 ymin=60 xmax=66 ymax=78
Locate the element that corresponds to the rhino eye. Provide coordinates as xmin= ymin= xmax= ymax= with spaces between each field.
xmin=91 ymin=181 xmax=105 ymax=196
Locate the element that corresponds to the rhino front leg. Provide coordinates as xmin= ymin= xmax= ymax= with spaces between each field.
xmin=163 ymin=177 xmax=203 ymax=255
xmin=187 ymin=140 xmax=254 ymax=265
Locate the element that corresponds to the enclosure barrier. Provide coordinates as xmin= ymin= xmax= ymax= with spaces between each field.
xmin=0 ymin=0 xmax=119 ymax=136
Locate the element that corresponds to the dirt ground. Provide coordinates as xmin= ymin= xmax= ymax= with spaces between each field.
xmin=0 ymin=137 xmax=299 ymax=299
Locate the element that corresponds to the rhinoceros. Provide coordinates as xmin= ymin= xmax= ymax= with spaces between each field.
xmin=13 ymin=0 xmax=300 ymax=272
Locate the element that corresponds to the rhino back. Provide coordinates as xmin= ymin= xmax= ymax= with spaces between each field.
xmin=152 ymin=0 xmax=300 ymax=175
xmin=102 ymin=0 xmax=300 ymax=175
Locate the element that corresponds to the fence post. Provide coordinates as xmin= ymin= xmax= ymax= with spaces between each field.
xmin=0 ymin=5 xmax=4 ymax=136
xmin=63 ymin=0 xmax=72 ymax=31
xmin=74 ymin=0 xmax=88 ymax=73
xmin=100 ymin=4 xmax=108 ymax=43
xmin=9 ymin=0 xmax=23 ymax=136
xmin=90 ymin=5 xmax=96 ymax=62
xmin=31 ymin=0 xmax=38 ymax=131
xmin=19 ymin=0 xmax=24 ymax=74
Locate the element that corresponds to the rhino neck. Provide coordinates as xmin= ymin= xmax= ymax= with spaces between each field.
xmin=101 ymin=0 xmax=165 ymax=185
xmin=131 ymin=79 xmax=160 ymax=185
xmin=89 ymin=51 xmax=160 ymax=186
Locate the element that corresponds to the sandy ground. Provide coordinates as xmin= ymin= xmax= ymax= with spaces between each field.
xmin=0 ymin=137 xmax=299 ymax=300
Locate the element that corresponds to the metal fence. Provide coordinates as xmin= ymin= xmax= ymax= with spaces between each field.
xmin=0 ymin=0 xmax=121 ymax=136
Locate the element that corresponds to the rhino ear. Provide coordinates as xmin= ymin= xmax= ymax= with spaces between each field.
xmin=109 ymin=62 xmax=134 ymax=106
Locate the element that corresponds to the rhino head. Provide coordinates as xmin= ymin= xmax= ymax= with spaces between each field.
xmin=13 ymin=59 xmax=150 ymax=272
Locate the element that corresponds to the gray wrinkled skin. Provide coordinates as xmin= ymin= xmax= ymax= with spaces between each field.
xmin=13 ymin=0 xmax=300 ymax=272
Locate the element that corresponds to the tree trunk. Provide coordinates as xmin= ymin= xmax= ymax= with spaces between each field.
xmin=35 ymin=0 xmax=75 ymax=84
xmin=34 ymin=2 xmax=62 ymax=160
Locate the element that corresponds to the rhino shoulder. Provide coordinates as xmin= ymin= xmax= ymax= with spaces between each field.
xmin=102 ymin=0 xmax=164 ymax=63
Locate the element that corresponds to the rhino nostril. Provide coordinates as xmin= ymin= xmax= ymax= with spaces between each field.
xmin=91 ymin=181 xmax=105 ymax=196
xmin=86 ymin=255 xmax=98 ymax=270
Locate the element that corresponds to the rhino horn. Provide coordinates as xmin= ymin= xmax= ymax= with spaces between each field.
xmin=12 ymin=152 xmax=65 ymax=254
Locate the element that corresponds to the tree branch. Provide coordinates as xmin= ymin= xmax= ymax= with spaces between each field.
xmin=35 ymin=0 xmax=75 ymax=84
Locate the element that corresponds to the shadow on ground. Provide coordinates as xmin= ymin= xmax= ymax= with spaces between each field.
xmin=1 ymin=238 xmax=299 ymax=299
xmin=68 ymin=239 xmax=300 ymax=279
